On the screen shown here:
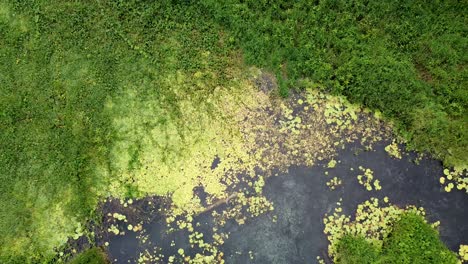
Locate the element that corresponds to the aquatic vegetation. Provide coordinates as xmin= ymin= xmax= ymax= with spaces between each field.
xmin=335 ymin=214 xmax=458 ymax=264
xmin=72 ymin=223 xmax=84 ymax=240
xmin=356 ymin=167 xmax=382 ymax=191
xmin=384 ymin=140 xmax=402 ymax=159
xmin=326 ymin=177 xmax=342 ymax=190
xmin=111 ymin=213 xmax=127 ymax=222
xmin=1 ymin=1 xmax=465 ymax=262
xmin=459 ymin=245 xmax=468 ymax=261
xmin=202 ymin=0 xmax=468 ymax=169
xmin=76 ymin=77 xmax=391 ymax=262
xmin=325 ymin=198 xmax=458 ymax=263
xmin=132 ymin=224 xmax=143 ymax=232
xmin=137 ymin=249 xmax=163 ymax=264
xmin=323 ymin=197 xmax=425 ymax=261
xmin=323 ymin=95 xmax=360 ymax=130
xmin=327 ymin=159 xmax=337 ymax=168
xmin=107 ymin=225 xmax=120 ymax=236
xmin=68 ymin=247 xmax=108 ymax=264
xmin=440 ymin=167 xmax=468 ymax=193
xmin=105 ymin=73 xmax=256 ymax=209
xmin=125 ymin=72 xmax=390 ymax=262
xmin=316 ymin=256 xmax=326 ymax=264
xmin=253 ymin=176 xmax=265 ymax=194
xmin=183 ymin=231 xmax=225 ymax=264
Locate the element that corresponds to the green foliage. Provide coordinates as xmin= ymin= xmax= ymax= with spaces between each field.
xmin=0 ymin=0 xmax=233 ymax=262
xmin=335 ymin=213 xmax=458 ymax=264
xmin=381 ymin=213 xmax=458 ymax=264
xmin=1 ymin=0 xmax=466 ymax=262
xmin=68 ymin=248 xmax=108 ymax=264
xmin=201 ymin=0 xmax=468 ymax=167
xmin=336 ymin=235 xmax=379 ymax=264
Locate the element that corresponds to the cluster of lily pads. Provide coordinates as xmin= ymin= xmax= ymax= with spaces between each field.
xmin=459 ymin=245 xmax=468 ymax=262
xmin=440 ymin=167 xmax=468 ymax=193
xmin=384 ymin=140 xmax=402 ymax=159
xmin=356 ymin=166 xmax=382 ymax=191
xmin=326 ymin=177 xmax=342 ymax=190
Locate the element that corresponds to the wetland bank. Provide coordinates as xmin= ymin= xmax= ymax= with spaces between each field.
xmin=1 ymin=1 xmax=467 ymax=263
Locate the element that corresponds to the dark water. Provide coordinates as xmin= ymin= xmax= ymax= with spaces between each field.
xmin=107 ymin=141 xmax=468 ymax=263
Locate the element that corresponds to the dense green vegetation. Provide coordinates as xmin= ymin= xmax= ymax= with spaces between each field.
xmin=201 ymin=0 xmax=468 ymax=167
xmin=0 ymin=0 xmax=466 ymax=262
xmin=336 ymin=213 xmax=458 ymax=264
xmin=68 ymin=248 xmax=108 ymax=264
xmin=335 ymin=235 xmax=380 ymax=264
xmin=0 ymin=1 xmax=233 ymax=262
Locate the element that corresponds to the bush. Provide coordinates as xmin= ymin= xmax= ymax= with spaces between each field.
xmin=69 ymin=248 xmax=109 ymax=264
xmin=381 ymin=213 xmax=458 ymax=264
xmin=336 ymin=235 xmax=379 ymax=264
xmin=335 ymin=213 xmax=458 ymax=264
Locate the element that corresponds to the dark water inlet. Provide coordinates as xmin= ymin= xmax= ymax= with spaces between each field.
xmin=107 ymin=141 xmax=468 ymax=263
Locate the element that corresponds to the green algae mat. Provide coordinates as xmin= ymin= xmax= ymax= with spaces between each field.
xmin=0 ymin=1 xmax=467 ymax=263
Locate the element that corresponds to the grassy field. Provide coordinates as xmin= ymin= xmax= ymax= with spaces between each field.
xmin=0 ymin=0 xmax=466 ymax=262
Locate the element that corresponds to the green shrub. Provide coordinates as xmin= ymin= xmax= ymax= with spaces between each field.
xmin=69 ymin=248 xmax=109 ymax=264
xmin=381 ymin=213 xmax=458 ymax=264
xmin=336 ymin=235 xmax=379 ymax=264
xmin=335 ymin=213 xmax=458 ymax=264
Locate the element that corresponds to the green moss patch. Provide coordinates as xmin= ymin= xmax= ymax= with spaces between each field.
xmin=328 ymin=205 xmax=458 ymax=264
xmin=68 ymin=248 xmax=108 ymax=264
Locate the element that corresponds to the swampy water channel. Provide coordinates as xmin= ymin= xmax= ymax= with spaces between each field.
xmin=101 ymin=140 xmax=468 ymax=264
